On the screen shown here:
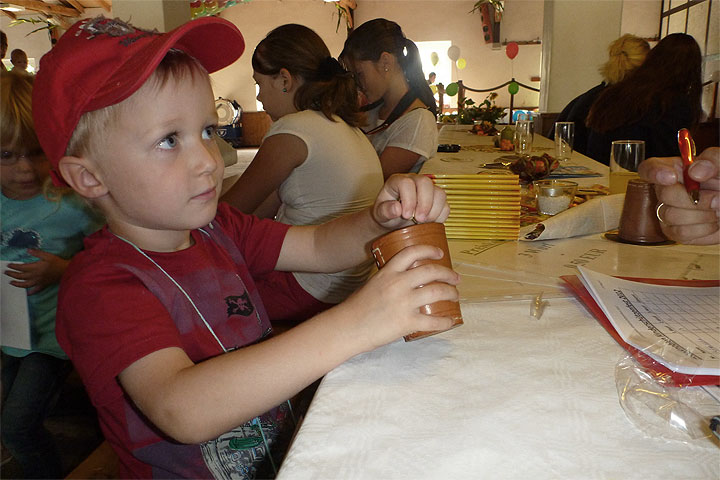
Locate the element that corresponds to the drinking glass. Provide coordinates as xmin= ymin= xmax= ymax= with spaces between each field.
xmin=609 ymin=140 xmax=645 ymax=194
xmin=514 ymin=120 xmax=534 ymax=156
xmin=554 ymin=121 xmax=575 ymax=162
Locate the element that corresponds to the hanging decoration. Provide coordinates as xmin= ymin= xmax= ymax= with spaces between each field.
xmin=456 ymin=58 xmax=467 ymax=70
xmin=191 ymin=0 xmax=251 ymax=19
xmin=447 ymin=45 xmax=461 ymax=62
xmin=471 ymin=1 xmax=503 ymax=45
xmin=332 ymin=0 xmax=357 ymax=32
xmin=508 ymin=81 xmax=519 ymax=95
xmin=445 ymin=82 xmax=459 ymax=97
xmin=430 ymin=51 xmax=439 ymax=66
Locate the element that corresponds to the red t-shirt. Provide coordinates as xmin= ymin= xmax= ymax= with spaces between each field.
xmin=56 ymin=203 xmax=294 ymax=479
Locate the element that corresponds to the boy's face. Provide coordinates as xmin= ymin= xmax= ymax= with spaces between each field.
xmin=87 ymin=72 xmax=223 ymax=249
xmin=1 ymin=147 xmax=50 ymax=200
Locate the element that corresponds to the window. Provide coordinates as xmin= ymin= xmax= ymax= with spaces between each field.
xmin=416 ymin=40 xmax=456 ymax=110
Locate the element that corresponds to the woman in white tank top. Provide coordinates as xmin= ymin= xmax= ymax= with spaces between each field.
xmin=222 ymin=24 xmax=384 ymax=320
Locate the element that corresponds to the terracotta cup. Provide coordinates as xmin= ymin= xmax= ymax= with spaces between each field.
xmin=618 ymin=179 xmax=667 ymax=244
xmin=371 ymin=222 xmax=463 ymax=341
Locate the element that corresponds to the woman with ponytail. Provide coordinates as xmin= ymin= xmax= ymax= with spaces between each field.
xmin=340 ymin=18 xmax=438 ymax=178
xmin=223 ymin=24 xmax=383 ymax=324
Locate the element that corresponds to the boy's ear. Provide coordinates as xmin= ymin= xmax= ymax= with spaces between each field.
xmin=58 ymin=156 xmax=108 ymax=199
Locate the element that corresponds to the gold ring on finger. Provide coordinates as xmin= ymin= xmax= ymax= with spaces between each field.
xmin=655 ymin=202 xmax=666 ymax=224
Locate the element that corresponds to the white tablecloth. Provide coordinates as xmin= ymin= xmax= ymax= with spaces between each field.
xmin=424 ymin=124 xmax=607 ymax=189
xmin=277 ymin=123 xmax=719 ymax=479
xmin=278 ymin=299 xmax=719 ymax=479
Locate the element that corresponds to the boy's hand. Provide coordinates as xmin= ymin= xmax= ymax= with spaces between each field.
xmin=337 ymin=244 xmax=460 ymax=350
xmin=638 ymin=147 xmax=720 ymax=245
xmin=4 ymin=249 xmax=70 ymax=295
xmin=372 ymin=174 xmax=450 ymax=230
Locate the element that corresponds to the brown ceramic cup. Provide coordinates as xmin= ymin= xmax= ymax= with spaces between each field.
xmin=371 ymin=222 xmax=463 ymax=341
xmin=618 ymin=179 xmax=667 ymax=244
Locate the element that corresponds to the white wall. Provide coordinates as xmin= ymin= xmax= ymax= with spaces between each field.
xmin=621 ymin=0 xmax=661 ymax=39
xmin=541 ymin=0 xmax=623 ymax=113
xmin=354 ymin=0 xmax=544 ymax=109
xmin=2 ymin=0 xmax=665 ymax=116
xmin=215 ymin=0 xmax=349 ymax=112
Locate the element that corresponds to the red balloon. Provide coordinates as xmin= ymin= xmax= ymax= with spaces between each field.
xmin=506 ymin=42 xmax=519 ymax=60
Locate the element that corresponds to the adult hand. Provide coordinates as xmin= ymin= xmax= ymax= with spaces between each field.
xmin=638 ymin=147 xmax=719 ymax=245
xmin=372 ymin=174 xmax=450 ymax=230
xmin=4 ymin=249 xmax=69 ymax=295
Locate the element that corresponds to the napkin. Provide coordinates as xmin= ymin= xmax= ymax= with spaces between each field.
xmin=520 ymin=194 xmax=625 ymax=241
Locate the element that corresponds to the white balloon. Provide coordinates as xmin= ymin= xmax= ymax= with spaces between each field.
xmin=447 ymin=45 xmax=461 ymax=62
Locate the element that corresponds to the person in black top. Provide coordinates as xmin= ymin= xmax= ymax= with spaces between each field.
xmin=585 ymin=33 xmax=703 ymax=166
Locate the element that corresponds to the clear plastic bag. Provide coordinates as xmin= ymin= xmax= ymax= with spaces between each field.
xmin=615 ymin=353 xmax=720 ymax=446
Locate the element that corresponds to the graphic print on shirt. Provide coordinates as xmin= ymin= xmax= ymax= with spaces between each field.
xmin=3 ymin=228 xmax=41 ymax=249
xmin=225 ymin=291 xmax=254 ymax=317
xmin=201 ymin=405 xmax=290 ymax=480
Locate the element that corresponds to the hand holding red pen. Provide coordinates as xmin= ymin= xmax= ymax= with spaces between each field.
xmin=677 ymin=129 xmax=701 ymax=203
xmin=638 ymin=146 xmax=720 ymax=245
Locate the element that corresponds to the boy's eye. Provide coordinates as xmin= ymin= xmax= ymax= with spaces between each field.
xmin=158 ymin=135 xmax=178 ymax=150
xmin=202 ymin=126 xmax=217 ymax=140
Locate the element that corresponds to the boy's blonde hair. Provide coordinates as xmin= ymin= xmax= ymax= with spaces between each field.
xmin=66 ymin=49 xmax=209 ymax=160
xmin=599 ymin=34 xmax=650 ymax=85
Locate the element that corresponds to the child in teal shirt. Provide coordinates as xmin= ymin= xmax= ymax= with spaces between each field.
xmin=1 ymin=73 xmax=103 ymax=478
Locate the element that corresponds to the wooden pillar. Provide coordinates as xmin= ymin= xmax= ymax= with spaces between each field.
xmin=457 ymin=80 xmax=466 ymax=116
xmin=540 ymin=0 xmax=622 ymax=113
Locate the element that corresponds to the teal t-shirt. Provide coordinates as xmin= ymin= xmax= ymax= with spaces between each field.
xmin=1 ymin=191 xmax=104 ymax=358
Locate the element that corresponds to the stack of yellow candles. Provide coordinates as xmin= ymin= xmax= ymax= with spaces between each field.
xmin=426 ymin=173 xmax=520 ymax=240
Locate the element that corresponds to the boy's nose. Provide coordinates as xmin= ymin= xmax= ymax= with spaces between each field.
xmin=195 ymin=140 xmax=220 ymax=174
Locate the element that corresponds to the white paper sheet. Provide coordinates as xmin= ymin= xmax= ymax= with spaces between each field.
xmin=578 ymin=266 xmax=720 ymax=376
xmin=1 ymin=261 xmax=31 ymax=349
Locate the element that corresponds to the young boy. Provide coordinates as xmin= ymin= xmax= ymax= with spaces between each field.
xmin=32 ymin=16 xmax=458 ymax=479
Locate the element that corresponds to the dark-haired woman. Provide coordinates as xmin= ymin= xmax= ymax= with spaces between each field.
xmin=223 ymin=24 xmax=383 ymax=323
xmin=341 ymin=18 xmax=438 ymax=178
xmin=586 ymin=33 xmax=703 ymax=166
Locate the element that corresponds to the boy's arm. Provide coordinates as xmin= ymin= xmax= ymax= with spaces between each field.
xmin=118 ymin=243 xmax=459 ymax=444
xmin=275 ymin=174 xmax=450 ymax=273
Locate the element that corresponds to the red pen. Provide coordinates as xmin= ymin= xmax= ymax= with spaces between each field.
xmin=677 ymin=128 xmax=700 ymax=204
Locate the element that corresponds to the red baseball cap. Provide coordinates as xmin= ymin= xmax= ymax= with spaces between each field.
xmin=32 ymin=16 xmax=244 ymax=186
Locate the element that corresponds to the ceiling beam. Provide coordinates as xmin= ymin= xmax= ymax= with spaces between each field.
xmin=97 ymin=0 xmax=111 ymax=12
xmin=62 ymin=0 xmax=86 ymax=14
xmin=4 ymin=0 xmax=81 ymax=17
xmin=1 ymin=9 xmax=17 ymax=20
xmin=44 ymin=12 xmax=70 ymax=30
